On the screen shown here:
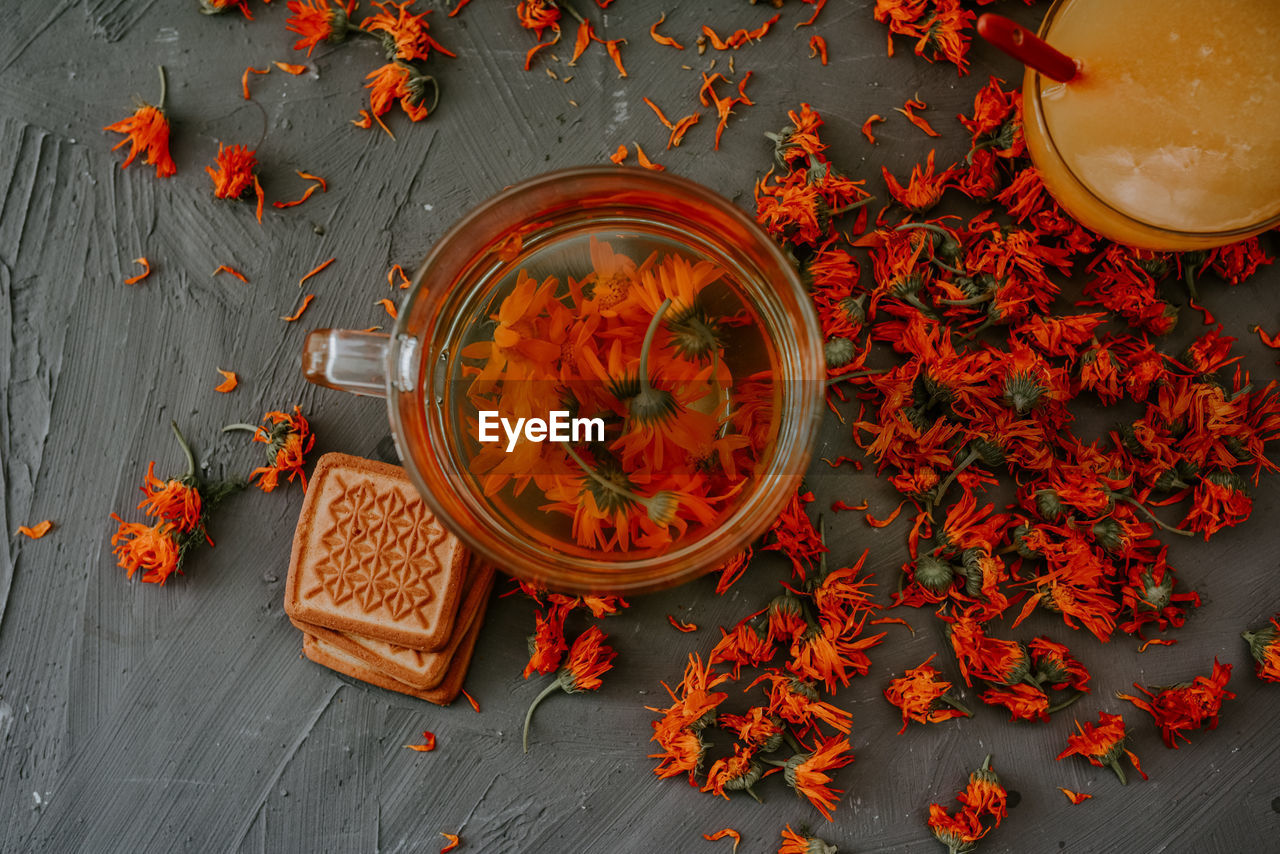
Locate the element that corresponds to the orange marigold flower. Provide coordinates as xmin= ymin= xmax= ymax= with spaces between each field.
xmin=362 ymin=0 xmax=455 ymax=62
xmin=1028 ymin=636 xmax=1090 ymax=692
xmin=523 ymin=625 xmax=615 ymax=751
xmin=1243 ymin=615 xmax=1280 ymax=682
xmin=780 ymin=736 xmax=854 ymax=820
xmin=286 ymin=0 xmax=356 ymax=55
xmin=234 ymin=406 xmax=316 ymax=492
xmin=1118 ymin=659 xmax=1235 ymax=748
xmin=779 ymin=824 xmax=836 ymax=854
xmin=1182 ymin=471 xmax=1252 ymax=540
xmin=957 ymin=756 xmax=1007 ymax=826
xmin=928 ymin=802 xmax=985 ymax=852
xmin=1057 ymin=711 xmax=1147 ymax=784
xmin=516 ymin=0 xmax=561 ymax=40
xmin=365 ymin=62 xmax=438 ymax=123
xmin=981 ymin=682 xmax=1049 ymax=723
xmin=883 ymin=654 xmax=971 ymax=733
xmin=206 ymin=143 xmax=265 ymax=222
xmin=109 ymin=515 xmax=181 ymax=585
xmin=701 ymin=745 xmax=761 ymax=800
xmin=523 ymin=602 xmax=569 ymax=678
xmin=882 ymin=149 xmax=955 ymax=213
xmin=945 ymin=610 xmax=1029 ymax=687
xmin=104 ymin=104 xmax=176 ymax=178
xmin=138 ymin=460 xmax=203 ymax=533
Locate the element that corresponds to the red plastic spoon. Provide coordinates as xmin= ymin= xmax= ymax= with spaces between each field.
xmin=977 ymin=13 xmax=1080 ymax=82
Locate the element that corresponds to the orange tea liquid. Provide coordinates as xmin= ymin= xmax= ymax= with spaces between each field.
xmin=1023 ymin=0 xmax=1280 ymax=249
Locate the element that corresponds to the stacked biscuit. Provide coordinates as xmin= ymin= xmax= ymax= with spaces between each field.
xmin=285 ymin=452 xmax=492 ymax=704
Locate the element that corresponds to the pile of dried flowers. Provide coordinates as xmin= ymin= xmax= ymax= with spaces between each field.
xmin=108 ymin=409 xmax=314 ymax=584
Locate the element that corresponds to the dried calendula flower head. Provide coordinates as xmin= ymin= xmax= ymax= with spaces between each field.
xmin=772 ymin=736 xmax=854 ymax=821
xmin=104 ymin=67 xmax=176 ymax=178
xmin=1243 ymin=615 xmax=1280 ymax=682
xmin=1057 ymin=711 xmax=1146 ymax=785
xmin=361 ymin=0 xmax=455 ymax=62
xmin=883 ymin=654 xmax=971 ymax=733
xmin=779 ymin=824 xmax=838 ymax=854
xmin=957 ymin=755 xmax=1007 ymax=826
xmin=206 ymin=143 xmax=265 ymax=222
xmin=1119 ymin=660 xmax=1236 ymax=747
xmin=365 ymin=62 xmax=440 ymax=123
xmin=224 ymin=406 xmax=316 ymax=492
xmin=523 ymin=625 xmax=615 ymax=752
xmin=913 ymin=554 xmax=955 ymax=594
xmin=109 ymin=422 xmax=243 ymax=585
xmin=286 ymin=0 xmax=356 ymax=55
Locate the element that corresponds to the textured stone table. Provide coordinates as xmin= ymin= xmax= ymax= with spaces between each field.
xmin=2 ymin=1 xmax=1277 ymax=852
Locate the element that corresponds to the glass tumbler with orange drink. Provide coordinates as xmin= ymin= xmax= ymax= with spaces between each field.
xmin=1016 ymin=0 xmax=1280 ymax=250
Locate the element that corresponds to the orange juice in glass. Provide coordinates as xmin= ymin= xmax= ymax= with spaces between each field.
xmin=1022 ymin=0 xmax=1280 ymax=250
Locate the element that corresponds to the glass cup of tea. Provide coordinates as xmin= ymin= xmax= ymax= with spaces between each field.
xmin=1021 ymin=0 xmax=1280 ymax=250
xmin=302 ymin=167 xmax=825 ymax=594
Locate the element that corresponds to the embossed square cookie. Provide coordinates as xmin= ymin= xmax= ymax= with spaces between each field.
xmin=285 ymin=452 xmax=468 ymax=651
xmin=302 ymin=598 xmax=486 ymax=705
xmin=292 ymin=556 xmax=495 ymax=689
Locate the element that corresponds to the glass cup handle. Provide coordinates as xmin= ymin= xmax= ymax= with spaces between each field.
xmin=302 ymin=328 xmax=389 ymax=398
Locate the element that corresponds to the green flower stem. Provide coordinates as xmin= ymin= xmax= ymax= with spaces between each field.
xmin=929 ymin=448 xmax=981 ymax=513
xmin=1111 ymin=493 xmax=1194 ymax=537
xmin=938 ymin=693 xmax=973 ymax=717
xmin=170 ymin=420 xmax=196 ymax=480
xmin=828 ymin=196 xmax=875 ymax=217
xmin=638 ymin=298 xmax=672 ymax=398
xmin=157 ymin=66 xmax=168 ymax=111
xmin=522 ymin=679 xmax=563 ymax=753
xmin=1047 ymin=691 xmax=1085 ymax=715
